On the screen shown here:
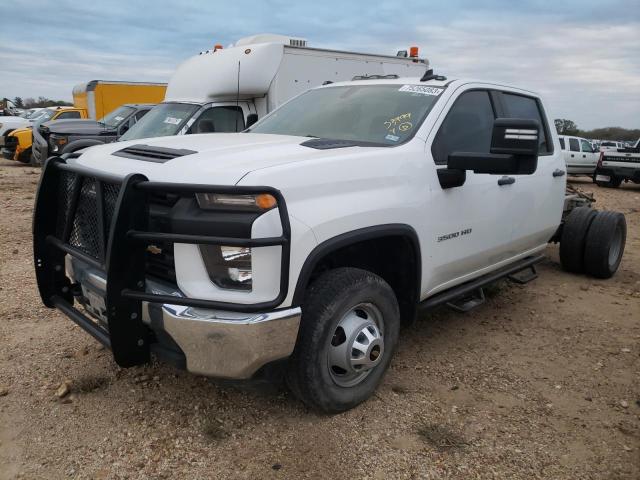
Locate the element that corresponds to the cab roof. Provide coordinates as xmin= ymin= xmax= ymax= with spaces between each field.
xmin=317 ymin=76 xmax=540 ymax=97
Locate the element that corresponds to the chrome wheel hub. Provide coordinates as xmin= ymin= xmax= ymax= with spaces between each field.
xmin=328 ymin=303 xmax=384 ymax=387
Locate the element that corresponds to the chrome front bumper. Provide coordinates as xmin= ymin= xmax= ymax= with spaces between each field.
xmin=67 ymin=256 xmax=301 ymax=379
xmin=150 ymin=304 xmax=300 ymax=379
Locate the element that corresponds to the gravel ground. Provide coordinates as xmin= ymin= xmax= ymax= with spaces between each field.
xmin=0 ymin=160 xmax=638 ymax=479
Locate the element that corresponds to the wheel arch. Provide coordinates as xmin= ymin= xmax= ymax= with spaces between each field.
xmin=62 ymin=138 xmax=105 ymax=153
xmin=292 ymin=224 xmax=422 ymax=322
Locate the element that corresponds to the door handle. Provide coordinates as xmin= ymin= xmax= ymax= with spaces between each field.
xmin=553 ymin=169 xmax=566 ymax=177
xmin=583 ymin=154 xmax=586 ymax=158
xmin=571 ymin=154 xmax=574 ymax=157
xmin=498 ymin=176 xmax=515 ymax=186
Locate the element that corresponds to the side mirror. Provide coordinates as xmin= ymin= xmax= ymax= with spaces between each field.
xmin=246 ymin=113 xmax=258 ymax=128
xmin=447 ymin=118 xmax=539 ymax=176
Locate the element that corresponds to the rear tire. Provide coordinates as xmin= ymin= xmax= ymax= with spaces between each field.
xmin=583 ymin=211 xmax=626 ymax=279
xmin=286 ymin=268 xmax=400 ymax=413
xmin=559 ymin=207 xmax=597 ymax=273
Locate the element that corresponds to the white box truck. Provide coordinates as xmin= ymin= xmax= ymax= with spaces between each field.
xmin=118 ymin=33 xmax=430 ymax=141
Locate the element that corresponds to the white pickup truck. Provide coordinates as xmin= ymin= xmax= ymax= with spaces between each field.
xmin=558 ymin=134 xmax=599 ymax=175
xmin=594 ymin=138 xmax=640 ymax=187
xmin=33 ymin=74 xmax=627 ymax=412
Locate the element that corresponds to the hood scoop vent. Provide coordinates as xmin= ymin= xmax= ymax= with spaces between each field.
xmin=300 ymin=138 xmax=386 ymax=150
xmin=112 ymin=144 xmax=197 ymax=163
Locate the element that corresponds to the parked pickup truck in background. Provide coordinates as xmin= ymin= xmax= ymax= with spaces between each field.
xmin=594 ymin=138 xmax=640 ymax=187
xmin=32 ymin=104 xmax=154 ymax=164
xmin=1 ymin=107 xmax=88 ymax=163
xmin=599 ymin=140 xmax=625 ymax=152
xmin=119 ymin=33 xmax=429 ymax=142
xmin=558 ymin=135 xmax=599 ymax=175
xmin=33 ymin=74 xmax=627 ymax=413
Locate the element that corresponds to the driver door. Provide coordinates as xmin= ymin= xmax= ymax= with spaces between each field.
xmin=423 ymin=88 xmax=517 ymax=294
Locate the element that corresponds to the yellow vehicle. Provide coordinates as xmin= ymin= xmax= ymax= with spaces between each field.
xmin=2 ymin=106 xmax=87 ymax=162
xmin=5 ymin=81 xmax=166 ymax=164
xmin=72 ymin=80 xmax=167 ymax=120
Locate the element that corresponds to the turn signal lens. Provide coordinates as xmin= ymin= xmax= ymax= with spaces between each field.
xmin=256 ymin=193 xmax=277 ymax=210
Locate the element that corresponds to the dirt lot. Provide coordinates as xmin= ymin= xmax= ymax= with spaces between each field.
xmin=0 ymin=159 xmax=638 ymax=479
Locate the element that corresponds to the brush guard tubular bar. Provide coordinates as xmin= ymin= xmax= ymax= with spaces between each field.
xmin=33 ymin=157 xmax=292 ymax=368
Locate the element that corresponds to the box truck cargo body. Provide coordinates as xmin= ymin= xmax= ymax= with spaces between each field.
xmin=72 ymin=81 xmax=167 ymax=120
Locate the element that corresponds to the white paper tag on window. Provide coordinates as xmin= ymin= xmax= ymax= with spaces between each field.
xmin=398 ymin=85 xmax=443 ymax=96
xmin=114 ymin=116 xmax=124 ymax=122
xmin=163 ymin=116 xmax=182 ymax=125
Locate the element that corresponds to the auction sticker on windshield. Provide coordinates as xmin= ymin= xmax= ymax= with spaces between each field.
xmin=163 ymin=117 xmax=182 ymax=125
xmin=398 ymin=85 xmax=443 ymax=96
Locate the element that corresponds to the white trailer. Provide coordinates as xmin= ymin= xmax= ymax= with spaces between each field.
xmin=119 ymin=33 xmax=429 ymax=141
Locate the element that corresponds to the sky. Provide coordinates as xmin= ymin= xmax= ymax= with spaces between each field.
xmin=0 ymin=0 xmax=638 ymax=130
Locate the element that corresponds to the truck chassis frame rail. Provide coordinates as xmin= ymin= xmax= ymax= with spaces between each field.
xmin=33 ymin=157 xmax=291 ymax=368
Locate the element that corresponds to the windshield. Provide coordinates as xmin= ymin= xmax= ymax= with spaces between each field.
xmin=249 ymin=84 xmax=444 ymax=145
xmin=120 ymin=103 xmax=199 ymax=141
xmin=99 ymin=106 xmax=136 ymax=128
xmin=31 ymin=109 xmax=55 ymax=122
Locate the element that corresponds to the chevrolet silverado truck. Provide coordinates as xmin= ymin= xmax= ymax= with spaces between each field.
xmin=593 ymin=138 xmax=640 ymax=187
xmin=33 ymin=74 xmax=627 ymax=413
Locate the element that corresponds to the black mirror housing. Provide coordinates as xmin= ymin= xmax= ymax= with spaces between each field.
xmin=445 ymin=118 xmax=540 ymax=177
xmin=246 ymin=113 xmax=258 ymax=128
xmin=491 ymin=118 xmax=540 ymax=156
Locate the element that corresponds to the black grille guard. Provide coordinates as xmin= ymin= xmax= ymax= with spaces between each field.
xmin=33 ymin=156 xmax=292 ymax=367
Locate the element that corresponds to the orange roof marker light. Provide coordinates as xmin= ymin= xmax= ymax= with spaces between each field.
xmin=409 ymin=46 xmax=419 ymax=58
xmin=214 ymin=44 xmax=223 ymax=52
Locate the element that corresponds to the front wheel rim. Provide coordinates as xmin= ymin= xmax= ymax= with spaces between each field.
xmin=327 ymin=303 xmax=385 ymax=388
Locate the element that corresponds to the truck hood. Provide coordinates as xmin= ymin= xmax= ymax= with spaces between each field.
xmin=72 ymin=133 xmax=385 ymax=185
xmin=0 ymin=117 xmax=30 ymax=127
xmin=42 ymin=119 xmax=115 ymax=135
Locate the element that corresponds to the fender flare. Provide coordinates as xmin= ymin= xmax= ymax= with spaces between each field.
xmin=61 ymin=139 xmax=105 ymax=153
xmin=291 ymin=223 xmax=422 ymax=306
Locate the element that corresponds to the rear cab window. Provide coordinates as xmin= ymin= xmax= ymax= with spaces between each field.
xmin=569 ymin=138 xmax=580 ymax=152
xmin=559 ymin=137 xmax=565 ymax=150
xmin=501 ymin=92 xmax=552 ymax=154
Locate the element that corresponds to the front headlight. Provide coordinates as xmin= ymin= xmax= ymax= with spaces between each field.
xmin=196 ymin=193 xmax=276 ymax=211
xmin=199 ymin=245 xmax=252 ymax=291
xmin=49 ymin=135 xmax=67 ymax=152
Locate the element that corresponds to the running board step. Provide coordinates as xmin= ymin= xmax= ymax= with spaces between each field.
xmin=508 ymin=265 xmax=538 ymax=284
xmin=446 ymin=288 xmax=485 ymax=312
xmin=418 ymin=255 xmax=545 ymax=313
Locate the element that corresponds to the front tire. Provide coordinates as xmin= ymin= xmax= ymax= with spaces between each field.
xmin=287 ymin=268 xmax=400 ymax=413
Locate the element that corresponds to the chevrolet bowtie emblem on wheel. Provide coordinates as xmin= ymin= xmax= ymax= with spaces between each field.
xmin=146 ymin=244 xmax=162 ymax=255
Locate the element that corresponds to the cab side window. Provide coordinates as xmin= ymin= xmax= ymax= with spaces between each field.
xmin=56 ymin=111 xmax=81 ymax=120
xmin=559 ymin=137 xmax=565 ymax=150
xmin=501 ymin=93 xmax=550 ymax=154
xmin=431 ymin=90 xmax=495 ymax=165
xmin=580 ymin=139 xmax=593 ymax=152
xmin=569 ymin=138 xmax=580 ymax=152
xmin=188 ymin=106 xmax=245 ymax=134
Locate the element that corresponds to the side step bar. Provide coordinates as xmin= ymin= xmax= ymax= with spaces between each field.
xmin=418 ymin=255 xmax=545 ymax=312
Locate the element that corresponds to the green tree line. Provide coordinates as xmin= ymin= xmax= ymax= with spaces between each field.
xmin=554 ymin=119 xmax=639 ymax=141
xmin=12 ymin=96 xmax=72 ymax=109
